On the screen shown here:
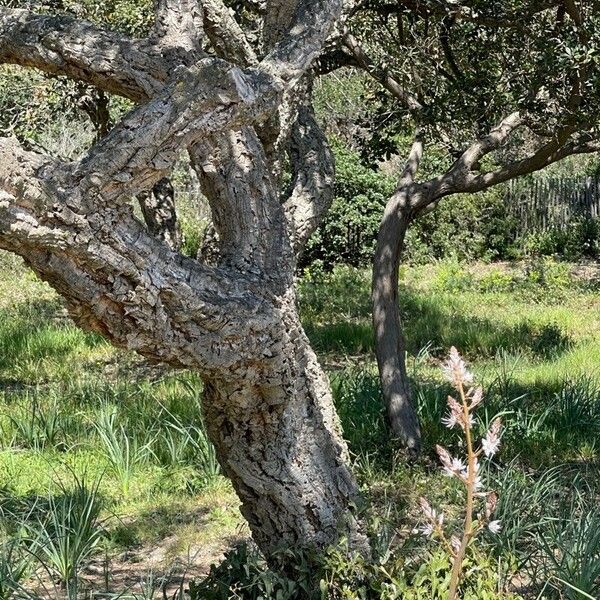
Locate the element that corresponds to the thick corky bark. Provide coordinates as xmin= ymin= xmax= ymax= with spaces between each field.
xmin=0 ymin=0 xmax=368 ymax=557
xmin=137 ymin=178 xmax=182 ymax=250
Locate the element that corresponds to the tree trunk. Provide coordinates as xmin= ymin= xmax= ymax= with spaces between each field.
xmin=372 ymin=186 xmax=421 ymax=454
xmin=0 ymin=0 xmax=361 ymax=560
xmin=201 ymin=292 xmax=368 ymax=554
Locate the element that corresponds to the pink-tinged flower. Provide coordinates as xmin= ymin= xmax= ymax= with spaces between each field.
xmin=470 ymin=387 xmax=484 ymax=409
xmin=488 ymin=520 xmax=502 ymax=534
xmin=441 ymin=411 xmax=458 ymax=429
xmin=419 ymin=497 xmax=435 ymax=521
xmin=442 ymin=347 xmax=474 ymax=389
xmin=486 ymin=491 xmax=498 ymax=519
xmin=445 ymin=395 xmax=463 ymax=427
xmin=450 ymin=535 xmax=461 ymax=553
xmin=418 ymin=497 xmax=444 ymax=528
xmin=481 ymin=417 xmax=502 ymax=458
xmin=436 ymin=445 xmax=453 ymax=470
xmin=413 ymin=523 xmax=434 ymax=537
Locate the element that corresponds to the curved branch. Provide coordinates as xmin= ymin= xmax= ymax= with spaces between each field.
xmin=202 ymin=0 xmax=258 ymax=65
xmin=284 ymin=105 xmax=335 ymax=255
xmin=372 ymin=137 xmax=423 ymax=452
xmin=0 ymin=7 xmax=167 ymax=101
xmin=0 ymin=136 xmax=278 ymax=374
xmin=341 ymin=32 xmax=423 ymax=112
xmin=70 ymin=58 xmax=282 ymax=204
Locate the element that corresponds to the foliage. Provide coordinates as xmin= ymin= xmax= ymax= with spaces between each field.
xmin=301 ymin=142 xmax=394 ymax=270
xmin=26 ymin=476 xmax=105 ymax=594
xmin=301 ymin=143 xmax=529 ymax=270
xmin=521 ymin=218 xmax=600 ymax=261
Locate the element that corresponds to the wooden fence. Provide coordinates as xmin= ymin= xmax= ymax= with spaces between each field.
xmin=507 ymin=175 xmax=600 ymax=235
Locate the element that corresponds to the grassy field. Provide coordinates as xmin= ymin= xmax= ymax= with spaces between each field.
xmin=0 ymin=253 xmax=599 ymax=598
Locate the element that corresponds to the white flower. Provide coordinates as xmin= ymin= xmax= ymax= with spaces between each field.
xmin=470 ymin=387 xmax=484 ymax=409
xmin=481 ymin=418 xmax=502 ymax=458
xmin=450 ymin=535 xmax=461 ymax=553
xmin=441 ymin=411 xmax=458 ymax=429
xmin=413 ymin=523 xmax=434 ymax=537
xmin=482 ymin=436 xmax=500 ymax=458
xmin=442 ymin=347 xmax=474 ymax=389
xmin=443 ymin=457 xmax=467 ymax=478
xmin=488 ymin=520 xmax=502 ymax=534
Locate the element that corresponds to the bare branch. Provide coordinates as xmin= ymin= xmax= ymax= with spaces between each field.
xmin=0 ymin=7 xmax=167 ymax=101
xmin=152 ymin=0 xmax=204 ymax=60
xmin=341 ymin=32 xmax=423 ymax=112
xmin=189 ymin=127 xmax=291 ymax=272
xmin=70 ymin=58 xmax=282 ymax=204
xmin=397 ymin=133 xmax=424 ymax=189
xmin=263 ymin=0 xmax=299 ymax=49
xmin=261 ymin=0 xmax=344 ymax=83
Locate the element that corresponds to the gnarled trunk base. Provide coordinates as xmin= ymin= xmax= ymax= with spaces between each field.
xmin=201 ymin=303 xmax=368 ymax=555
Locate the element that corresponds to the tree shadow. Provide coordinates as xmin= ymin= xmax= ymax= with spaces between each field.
xmin=0 ymin=299 xmax=105 ymax=373
xmin=304 ymin=283 xmax=573 ymax=359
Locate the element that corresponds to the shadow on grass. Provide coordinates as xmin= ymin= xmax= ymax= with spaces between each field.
xmin=333 ymin=365 xmax=600 ymax=472
xmin=304 ymin=284 xmax=573 ymax=359
xmin=0 ymin=300 xmax=105 ymax=372
xmin=107 ymin=502 xmax=215 ymax=549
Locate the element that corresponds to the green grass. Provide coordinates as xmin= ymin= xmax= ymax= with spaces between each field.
xmin=0 ymin=254 xmax=599 ymax=597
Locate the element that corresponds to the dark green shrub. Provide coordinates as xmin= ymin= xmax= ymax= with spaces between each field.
xmin=302 ymin=143 xmax=517 ymax=269
xmin=301 ymin=143 xmax=394 ymax=269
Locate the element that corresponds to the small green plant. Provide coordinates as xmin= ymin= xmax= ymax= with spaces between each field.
xmin=94 ymin=405 xmax=153 ymax=496
xmin=190 ymin=544 xmax=315 ymax=600
xmin=537 ymin=504 xmax=600 ymax=599
xmin=433 ymin=260 xmax=474 ymax=293
xmin=521 ymin=257 xmax=573 ymax=295
xmin=8 ymin=396 xmax=70 ymax=451
xmin=27 ymin=476 xmax=105 ymax=597
xmin=478 ymin=269 xmax=515 ymax=293
xmin=0 ymin=537 xmax=32 ymax=599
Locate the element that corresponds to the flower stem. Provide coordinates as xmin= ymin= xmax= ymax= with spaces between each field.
xmin=448 ymin=382 xmax=475 ymax=600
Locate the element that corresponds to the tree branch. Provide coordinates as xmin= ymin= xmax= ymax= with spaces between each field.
xmin=284 ymin=105 xmax=335 ymax=255
xmin=189 ymin=127 xmax=292 ymax=273
xmin=0 ymin=136 xmax=279 ymax=373
xmin=69 ymin=58 xmax=282 ymax=204
xmin=152 ymin=0 xmax=204 ymax=61
xmin=0 ymin=7 xmax=167 ymax=102
xmin=261 ymin=0 xmax=344 ymax=84
xmin=341 ymin=32 xmax=423 ymax=112
xmin=202 ymin=0 xmax=258 ymax=65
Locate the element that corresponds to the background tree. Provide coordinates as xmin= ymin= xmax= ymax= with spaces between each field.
xmin=0 ymin=0 xmax=370 ymax=557
xmin=336 ymin=0 xmax=600 ymax=451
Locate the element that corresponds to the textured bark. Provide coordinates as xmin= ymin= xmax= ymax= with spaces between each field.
xmin=0 ymin=8 xmax=167 ymax=102
xmin=202 ymin=291 xmax=367 ymax=553
xmin=0 ymin=0 xmax=366 ymax=559
xmin=137 ymin=178 xmax=182 ymax=250
xmin=372 ymin=188 xmax=421 ymax=453
xmin=285 ymin=104 xmax=335 ymax=254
